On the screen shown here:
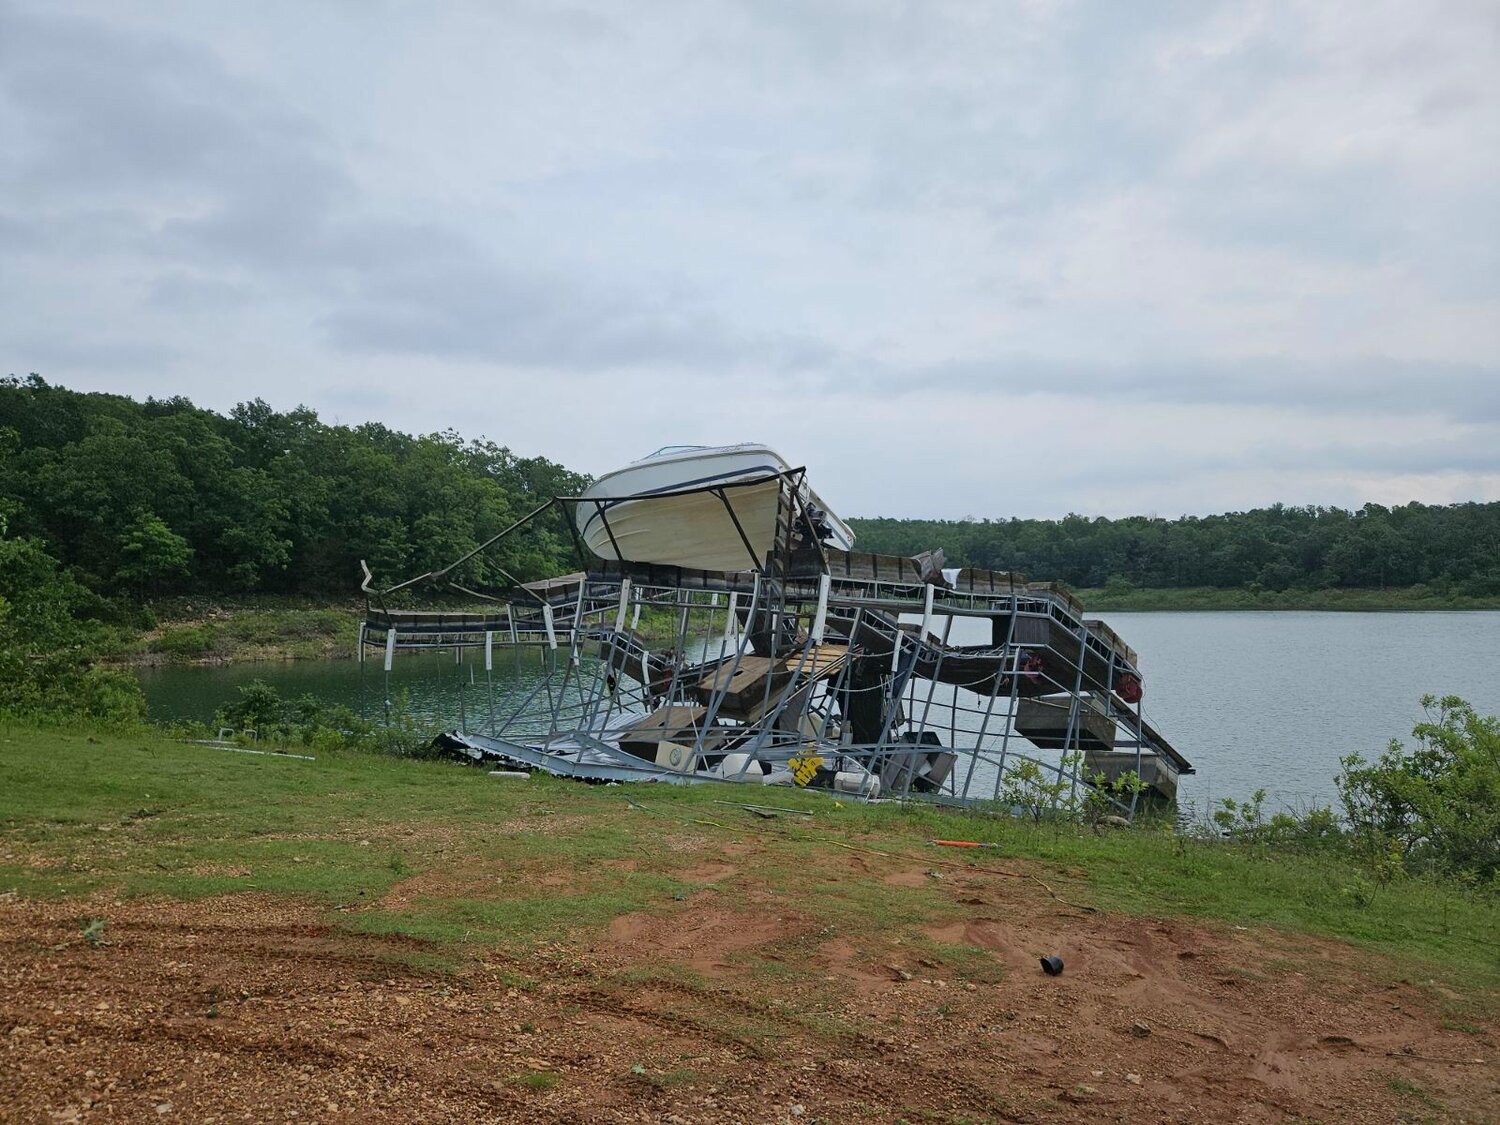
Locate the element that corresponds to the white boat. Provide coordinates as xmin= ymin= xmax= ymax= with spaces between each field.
xmin=576 ymin=444 xmax=855 ymax=571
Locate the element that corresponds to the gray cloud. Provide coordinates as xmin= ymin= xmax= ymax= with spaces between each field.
xmin=5 ymin=334 xmax=182 ymax=372
xmin=882 ymin=356 xmax=1500 ymax=423
xmin=1 ymin=0 xmax=1497 ymax=517
xmin=0 ymin=5 xmax=806 ymax=375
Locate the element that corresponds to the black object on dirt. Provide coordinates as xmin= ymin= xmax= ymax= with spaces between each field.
xmin=1040 ymin=955 xmax=1064 ymax=976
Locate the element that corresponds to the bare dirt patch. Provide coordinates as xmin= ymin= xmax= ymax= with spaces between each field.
xmin=606 ymin=906 xmax=808 ymax=976
xmin=2 ymin=874 xmax=1496 ymax=1122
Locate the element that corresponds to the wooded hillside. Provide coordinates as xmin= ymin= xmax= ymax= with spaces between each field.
xmin=1 ymin=375 xmax=587 ymax=597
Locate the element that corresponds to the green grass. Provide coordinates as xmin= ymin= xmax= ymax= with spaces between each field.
xmin=1071 ymin=584 xmax=1500 ymax=612
xmin=1 ymin=722 xmax=1496 ymax=1004
xmin=512 ymin=1070 xmax=559 ymax=1092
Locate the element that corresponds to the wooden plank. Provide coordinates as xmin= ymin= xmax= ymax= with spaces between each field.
xmin=952 ymin=568 xmax=1025 ymax=594
xmin=618 ymin=704 xmax=708 ymax=758
xmin=693 ymin=644 xmax=850 ymax=716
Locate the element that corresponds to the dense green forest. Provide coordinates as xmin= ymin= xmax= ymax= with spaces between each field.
xmin=1 ymin=375 xmax=587 ymax=598
xmin=850 ymin=503 xmax=1500 ymax=596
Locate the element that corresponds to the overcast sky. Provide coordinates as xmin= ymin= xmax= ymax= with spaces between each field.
xmin=3 ymin=1 xmax=1497 ymax=519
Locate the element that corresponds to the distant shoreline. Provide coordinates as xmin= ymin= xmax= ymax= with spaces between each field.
xmin=1071 ymin=585 xmax=1500 ymax=612
xmin=108 ymin=587 xmax=1500 ymax=672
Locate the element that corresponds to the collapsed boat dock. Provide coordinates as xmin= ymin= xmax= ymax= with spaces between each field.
xmin=359 ymin=446 xmax=1192 ymax=815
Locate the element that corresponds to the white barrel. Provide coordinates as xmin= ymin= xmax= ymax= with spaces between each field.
xmin=717 ymin=752 xmax=765 ymax=781
xmin=834 ymin=770 xmax=880 ymax=798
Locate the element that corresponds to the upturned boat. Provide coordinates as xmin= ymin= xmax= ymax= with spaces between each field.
xmin=575 ymin=443 xmax=855 ymax=571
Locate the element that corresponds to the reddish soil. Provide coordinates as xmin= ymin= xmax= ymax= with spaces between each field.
xmin=2 ymin=874 xmax=1496 ymax=1123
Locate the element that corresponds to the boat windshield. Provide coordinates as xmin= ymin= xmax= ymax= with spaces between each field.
xmin=641 ymin=445 xmax=710 ymax=459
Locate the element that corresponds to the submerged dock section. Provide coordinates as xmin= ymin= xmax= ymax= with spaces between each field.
xmin=360 ymin=454 xmax=1191 ymax=817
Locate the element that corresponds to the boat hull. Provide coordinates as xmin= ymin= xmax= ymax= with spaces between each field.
xmin=576 ymin=445 xmax=854 ymax=571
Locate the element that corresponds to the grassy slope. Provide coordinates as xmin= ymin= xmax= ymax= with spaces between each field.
xmin=2 ymin=724 xmax=1495 ymax=1001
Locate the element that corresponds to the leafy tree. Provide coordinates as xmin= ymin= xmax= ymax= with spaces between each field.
xmin=0 ymin=530 xmax=144 ymax=721
xmin=117 ymin=512 xmax=193 ymax=594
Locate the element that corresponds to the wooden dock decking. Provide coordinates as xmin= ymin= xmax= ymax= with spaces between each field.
xmin=693 ymin=644 xmax=851 ymax=719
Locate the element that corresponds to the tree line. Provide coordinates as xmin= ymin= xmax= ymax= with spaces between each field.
xmin=849 ymin=502 xmax=1500 ymax=595
xmin=6 ymin=376 xmax=1500 ymax=609
xmin=1 ymin=375 xmax=589 ymax=599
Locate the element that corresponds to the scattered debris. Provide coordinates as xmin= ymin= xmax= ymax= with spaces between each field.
xmin=711 ymin=800 xmax=814 ymax=817
xmin=930 ymin=839 xmax=1005 ymax=849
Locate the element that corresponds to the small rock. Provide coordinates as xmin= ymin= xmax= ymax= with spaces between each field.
xmin=1063 ymin=1084 xmax=1097 ymax=1103
xmin=1130 ymin=1020 xmax=1151 ymax=1038
xmin=155 ymin=1104 xmax=172 ymax=1116
xmin=788 ymin=1107 xmax=805 ymax=1117
xmin=1125 ymin=1072 xmax=1143 ymax=1086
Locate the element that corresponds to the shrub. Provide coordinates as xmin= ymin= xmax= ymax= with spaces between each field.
xmin=1338 ymin=695 xmax=1500 ymax=882
xmin=147 ymin=624 xmax=219 ymax=658
xmin=212 ymin=679 xmax=438 ymax=758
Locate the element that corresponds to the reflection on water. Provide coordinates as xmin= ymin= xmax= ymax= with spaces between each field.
xmin=137 ymin=611 xmax=1500 ymax=810
xmin=136 ymin=647 xmax=552 ymax=732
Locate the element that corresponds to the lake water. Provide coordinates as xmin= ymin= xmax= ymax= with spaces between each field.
xmin=137 ymin=611 xmax=1500 ymax=813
